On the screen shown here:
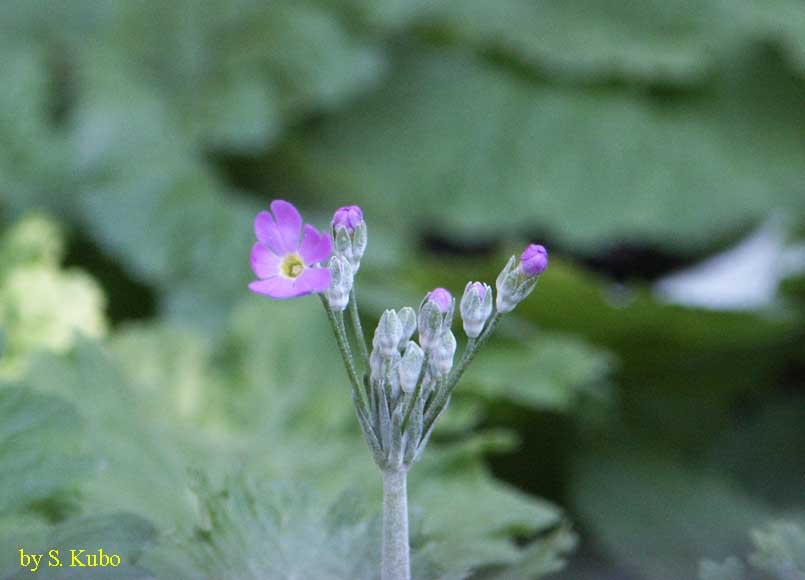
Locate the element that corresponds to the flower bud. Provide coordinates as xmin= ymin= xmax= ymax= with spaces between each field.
xmin=430 ymin=330 xmax=456 ymax=377
xmin=495 ymin=244 xmax=548 ymax=313
xmin=427 ymin=287 xmax=452 ymax=312
xmin=372 ymin=309 xmax=402 ymax=357
xmin=397 ymin=306 xmax=417 ymax=350
xmin=417 ymin=288 xmax=454 ymax=351
xmin=331 ymin=205 xmax=367 ymax=272
xmin=460 ymin=281 xmax=493 ymax=338
xmin=332 ymin=205 xmax=363 ymax=232
xmin=399 ymin=341 xmax=424 ymax=394
xmin=324 ymin=255 xmax=353 ymax=311
xmin=521 ymin=244 xmax=548 ymax=276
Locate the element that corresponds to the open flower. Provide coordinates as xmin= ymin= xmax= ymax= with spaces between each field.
xmin=248 ymin=200 xmax=332 ymax=299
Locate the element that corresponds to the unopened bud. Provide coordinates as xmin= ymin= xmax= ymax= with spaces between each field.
xmin=520 ymin=244 xmax=548 ymax=276
xmin=373 ymin=309 xmax=402 ymax=357
xmin=331 ymin=205 xmax=367 ymax=272
xmin=417 ymin=288 xmax=454 ymax=351
xmin=460 ymin=281 xmax=493 ymax=338
xmin=430 ymin=330 xmax=456 ymax=377
xmin=324 ymin=255 xmax=353 ymax=311
xmin=397 ymin=307 xmax=417 ymax=349
xmin=399 ymin=341 xmax=425 ymax=393
xmin=495 ymin=244 xmax=548 ymax=313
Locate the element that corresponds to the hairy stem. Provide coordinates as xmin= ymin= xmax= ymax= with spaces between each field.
xmin=446 ymin=312 xmax=501 ymax=391
xmin=348 ymin=287 xmax=371 ymax=367
xmin=381 ymin=469 xmax=410 ymax=580
xmin=320 ymin=297 xmax=369 ymax=413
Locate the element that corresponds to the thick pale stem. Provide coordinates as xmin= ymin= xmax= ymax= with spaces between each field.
xmin=381 ymin=469 xmax=410 ymax=580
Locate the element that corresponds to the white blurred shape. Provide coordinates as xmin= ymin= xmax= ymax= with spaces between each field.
xmin=654 ymin=216 xmax=805 ymax=311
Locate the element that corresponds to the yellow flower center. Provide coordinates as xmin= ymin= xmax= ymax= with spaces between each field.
xmin=280 ymin=254 xmax=305 ymax=279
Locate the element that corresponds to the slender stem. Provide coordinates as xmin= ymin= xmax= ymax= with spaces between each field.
xmin=348 ymin=287 xmax=370 ymax=367
xmin=424 ymin=312 xmax=502 ymax=431
xmin=446 ymin=312 xmax=502 ymax=392
xmin=381 ymin=469 xmax=410 ymax=580
xmin=320 ymin=297 xmax=369 ymax=413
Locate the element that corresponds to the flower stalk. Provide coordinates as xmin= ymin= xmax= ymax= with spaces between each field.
xmin=249 ymin=200 xmax=549 ymax=580
xmin=381 ymin=469 xmax=410 ymax=580
xmin=349 ymin=286 xmax=371 ymax=366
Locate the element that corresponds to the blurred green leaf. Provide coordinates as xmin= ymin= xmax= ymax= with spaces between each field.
xmin=572 ymin=449 xmax=771 ymax=580
xmin=0 ymin=387 xmax=89 ymax=516
xmin=287 ymin=45 xmax=805 ymax=251
xmin=465 ymin=332 xmax=612 ymax=413
xmin=708 ymin=398 xmax=805 ymax=510
xmin=425 ymin=0 xmax=729 ymax=84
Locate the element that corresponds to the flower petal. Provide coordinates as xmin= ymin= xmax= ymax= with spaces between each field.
xmin=299 ymin=224 xmax=332 ymax=265
xmin=270 ymin=200 xmax=302 ymax=251
xmin=254 ymin=211 xmax=285 ymax=255
xmin=294 ymin=267 xmax=332 ymax=294
xmin=248 ymin=277 xmax=300 ymax=299
xmin=250 ymin=242 xmax=281 ymax=279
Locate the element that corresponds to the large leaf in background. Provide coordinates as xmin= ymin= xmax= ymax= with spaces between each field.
xmin=333 ymin=0 xmax=805 ymax=84
xmin=286 ymin=45 xmax=805 ymax=251
xmin=0 ymin=41 xmax=70 ymax=213
xmin=97 ymin=0 xmax=385 ymax=152
xmin=740 ymin=0 xmax=805 ymax=77
xmin=0 ymin=0 xmax=385 ymax=153
xmin=424 ymin=0 xmax=729 ymax=84
xmin=0 ymin=388 xmax=88 ymax=516
xmin=571 ymin=449 xmax=772 ymax=580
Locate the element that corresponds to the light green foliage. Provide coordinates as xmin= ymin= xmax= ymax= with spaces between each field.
xmin=0 ymin=216 xmax=106 ymax=377
xmin=3 ymin=293 xmax=575 ymax=578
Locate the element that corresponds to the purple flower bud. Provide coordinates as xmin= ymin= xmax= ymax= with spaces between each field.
xmin=467 ymin=282 xmax=487 ymax=299
xmin=426 ymin=288 xmax=452 ymax=313
xmin=418 ymin=288 xmax=454 ymax=351
xmin=520 ymin=244 xmax=548 ymax=276
xmin=332 ymin=205 xmax=364 ymax=232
